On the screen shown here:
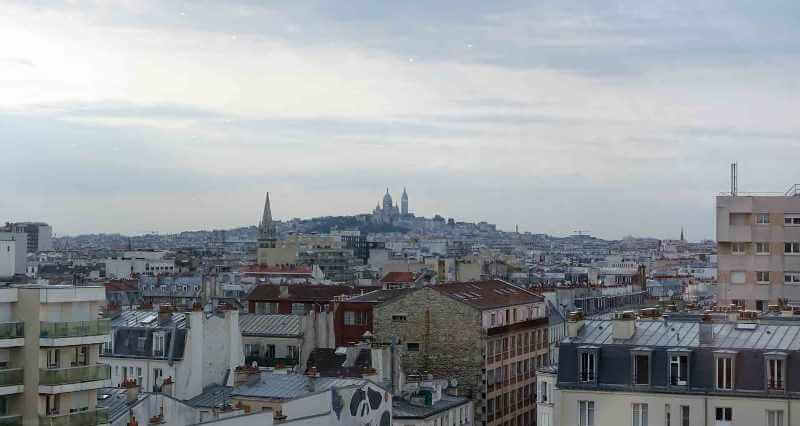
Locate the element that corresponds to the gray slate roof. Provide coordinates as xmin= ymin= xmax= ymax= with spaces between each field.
xmin=239 ymin=314 xmax=303 ymax=337
xmin=97 ymin=387 xmax=147 ymax=423
xmin=186 ymin=385 xmax=233 ymax=408
xmin=112 ymin=310 xmax=187 ymax=329
xmin=566 ymin=319 xmax=800 ymax=350
xmin=231 ymin=372 xmax=368 ymax=399
xmin=392 ymin=395 xmax=471 ymax=419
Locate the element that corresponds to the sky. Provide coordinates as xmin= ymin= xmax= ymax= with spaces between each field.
xmin=2 ymin=1 xmax=799 ymax=240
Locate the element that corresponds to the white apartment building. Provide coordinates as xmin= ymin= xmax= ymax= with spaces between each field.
xmin=716 ymin=187 xmax=800 ymax=309
xmin=2 ymin=284 xmax=112 ymax=425
xmin=102 ymin=307 xmax=243 ymax=400
xmin=105 ymin=250 xmax=175 ymax=279
xmin=0 ymin=233 xmax=26 ymax=279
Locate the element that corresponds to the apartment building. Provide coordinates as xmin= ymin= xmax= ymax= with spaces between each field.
xmin=372 ymin=280 xmax=548 ymax=426
xmin=102 ymin=306 xmax=243 ymax=400
xmin=6 ymin=284 xmax=111 ymax=426
xmin=0 ymin=234 xmax=26 ymax=279
xmin=1 ymin=222 xmax=52 ymax=253
xmin=717 ymin=187 xmax=800 ymax=309
xmin=556 ymin=310 xmax=800 ymax=426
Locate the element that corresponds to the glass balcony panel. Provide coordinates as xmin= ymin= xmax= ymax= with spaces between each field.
xmin=39 ymin=409 xmax=108 ymax=426
xmin=40 ymin=320 xmax=111 ymax=339
xmin=39 ymin=365 xmax=110 ymax=386
xmin=0 ymin=369 xmax=23 ymax=387
xmin=0 ymin=323 xmax=24 ymax=339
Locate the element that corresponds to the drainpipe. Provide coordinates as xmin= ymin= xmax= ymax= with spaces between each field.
xmin=787 ymin=397 xmax=790 ymax=426
xmin=704 ymin=395 xmax=708 ymax=426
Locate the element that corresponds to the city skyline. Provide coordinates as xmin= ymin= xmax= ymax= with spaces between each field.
xmin=4 ymin=1 xmax=800 ymax=239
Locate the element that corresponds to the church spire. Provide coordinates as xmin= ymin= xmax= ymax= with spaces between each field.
xmin=680 ymin=226 xmax=685 ymax=242
xmin=258 ymin=192 xmax=275 ymax=241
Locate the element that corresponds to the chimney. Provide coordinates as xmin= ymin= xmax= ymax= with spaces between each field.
xmin=566 ymin=310 xmax=585 ymax=337
xmin=158 ymin=305 xmax=172 ymax=322
xmin=279 ymin=285 xmax=289 ymax=299
xmin=612 ymin=311 xmax=636 ymax=340
xmin=698 ymin=311 xmax=714 ymax=345
xmin=123 ymin=378 xmax=139 ymax=402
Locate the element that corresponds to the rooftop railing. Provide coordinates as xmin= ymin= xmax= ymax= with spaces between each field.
xmin=40 ymin=319 xmax=111 ymax=339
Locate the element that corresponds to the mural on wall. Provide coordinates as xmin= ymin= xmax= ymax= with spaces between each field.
xmin=332 ymin=383 xmax=391 ymax=426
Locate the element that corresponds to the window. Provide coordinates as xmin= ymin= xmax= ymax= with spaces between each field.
xmin=767 ymin=410 xmax=784 ymax=426
xmin=730 ymin=271 xmax=746 ymax=284
xmin=731 ymin=242 xmax=746 ymax=255
xmin=756 ymin=242 xmax=770 ymax=254
xmin=505 ymin=309 xmax=510 ymax=323
xmin=632 ymin=403 xmax=648 ymax=426
xmin=579 ymin=351 xmax=596 ymax=383
xmin=539 ymin=381 xmax=548 ymax=402
xmin=757 ymin=271 xmax=771 ymax=283
xmin=632 ymin=352 xmax=650 ymax=385
xmin=392 ymin=314 xmax=408 ymax=322
xmin=344 ymin=311 xmax=367 ymax=325
xmin=578 ymin=401 xmax=594 ymax=426
xmin=406 ymin=343 xmax=420 ymax=352
xmin=785 ymin=272 xmax=800 ymax=284
xmin=785 ymin=242 xmax=800 ymax=254
xmin=513 ymin=309 xmax=517 ymax=322
xmin=487 ymin=398 xmax=494 ymax=417
xmin=491 ymin=313 xmax=496 ymax=325
xmin=715 ymin=355 xmax=734 ymax=390
xmin=244 ymin=343 xmax=259 ymax=357
xmin=153 ymin=332 xmax=165 ymax=357
xmin=767 ymin=357 xmax=785 ymax=390
xmin=488 ymin=341 xmax=494 ymax=358
xmin=715 ymin=407 xmax=732 ymax=426
xmin=291 ymin=303 xmax=306 ymax=315
xmin=680 ymin=406 xmax=690 ymax=426
xmin=103 ymin=340 xmax=112 ymax=354
xmin=756 ymin=213 xmax=770 ymax=225
xmin=669 ymin=354 xmax=688 ymax=386
xmin=784 ymin=214 xmax=800 ymax=226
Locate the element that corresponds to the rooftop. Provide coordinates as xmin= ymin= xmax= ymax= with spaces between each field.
xmin=231 ymin=372 xmax=370 ymax=400
xmin=186 ymin=385 xmax=233 ymax=409
xmin=111 ymin=310 xmax=187 ymax=329
xmin=433 ymin=280 xmax=544 ymax=310
xmin=239 ymin=314 xmax=303 ymax=337
xmin=347 ymin=288 xmax=418 ymax=304
xmin=381 ymin=271 xmax=415 ymax=283
xmin=392 ymin=394 xmax=471 ymax=419
xmin=247 ymin=284 xmax=364 ymax=301
xmin=566 ymin=319 xmax=800 ymax=350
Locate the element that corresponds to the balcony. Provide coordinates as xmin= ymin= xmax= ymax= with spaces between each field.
xmin=0 ymin=415 xmax=21 ymax=426
xmin=39 ymin=365 xmax=110 ymax=394
xmin=40 ymin=320 xmax=111 ymax=346
xmin=0 ymin=323 xmax=24 ymax=348
xmin=39 ymin=409 xmax=108 ymax=426
xmin=0 ymin=368 xmax=23 ymax=394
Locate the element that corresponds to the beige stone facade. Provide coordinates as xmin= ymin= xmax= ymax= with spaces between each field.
xmin=373 ymin=284 xmax=548 ymax=426
xmin=716 ymin=194 xmax=800 ymax=308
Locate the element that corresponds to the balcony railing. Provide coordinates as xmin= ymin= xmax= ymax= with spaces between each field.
xmin=39 ymin=409 xmax=108 ymax=426
xmin=0 ymin=415 xmax=22 ymax=426
xmin=0 ymin=323 xmax=23 ymax=340
xmin=0 ymin=369 xmax=23 ymax=387
xmin=40 ymin=320 xmax=111 ymax=339
xmin=39 ymin=364 xmax=110 ymax=386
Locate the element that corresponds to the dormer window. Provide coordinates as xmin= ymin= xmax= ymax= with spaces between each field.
xmin=765 ymin=352 xmax=787 ymax=391
xmin=577 ymin=346 xmax=599 ymax=384
xmin=714 ymin=351 xmax=736 ymax=390
xmin=631 ymin=348 xmax=652 ymax=386
xmin=153 ymin=332 xmax=166 ymax=357
xmin=668 ymin=349 xmax=691 ymax=387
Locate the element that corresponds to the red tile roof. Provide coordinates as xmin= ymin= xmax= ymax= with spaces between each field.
xmin=380 ymin=272 xmax=415 ymax=283
xmin=103 ymin=280 xmax=138 ymax=292
xmin=433 ymin=279 xmax=544 ymax=310
xmin=242 ymin=265 xmax=313 ymax=275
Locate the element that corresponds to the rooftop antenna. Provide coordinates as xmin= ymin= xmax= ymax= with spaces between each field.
xmin=730 ymin=162 xmax=738 ymax=196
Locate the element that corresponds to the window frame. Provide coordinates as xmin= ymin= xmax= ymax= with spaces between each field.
xmin=785 ymin=272 xmax=800 ymax=284
xmin=680 ymin=406 xmax=690 ymax=426
xmin=715 ymin=407 xmax=732 ymax=423
xmin=756 ymin=213 xmax=770 ymax=225
xmin=785 ymin=242 xmax=800 ymax=255
xmin=765 ymin=352 xmax=787 ymax=392
xmin=632 ymin=403 xmax=648 ymax=426
xmin=767 ymin=409 xmax=784 ymax=426
xmin=731 ymin=242 xmax=747 ymax=255
xmin=667 ymin=349 xmax=691 ymax=387
xmin=577 ymin=346 xmax=599 ymax=385
xmin=631 ymin=348 xmax=652 ymax=386
xmin=714 ymin=351 xmax=736 ymax=391
xmin=755 ymin=242 xmax=771 ymax=255
xmin=730 ymin=271 xmax=746 ymax=284
xmin=578 ymin=400 xmax=595 ymax=426
xmin=784 ymin=214 xmax=800 ymax=226
xmin=757 ymin=271 xmax=771 ymax=284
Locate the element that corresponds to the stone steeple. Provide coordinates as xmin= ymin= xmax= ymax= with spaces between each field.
xmin=401 ymin=187 xmax=409 ymax=215
xmin=258 ymin=192 xmax=276 ymax=243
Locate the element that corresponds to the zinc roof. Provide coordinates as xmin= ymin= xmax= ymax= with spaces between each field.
xmin=239 ymin=314 xmax=303 ymax=337
xmin=231 ymin=372 xmax=368 ymax=399
xmin=111 ymin=310 xmax=187 ymax=329
xmin=566 ymin=319 xmax=800 ymax=350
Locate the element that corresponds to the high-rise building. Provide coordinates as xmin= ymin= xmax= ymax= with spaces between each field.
xmin=716 ymin=186 xmax=800 ymax=309
xmin=0 ymin=284 xmax=112 ymax=425
xmin=2 ymin=222 xmax=52 ymax=253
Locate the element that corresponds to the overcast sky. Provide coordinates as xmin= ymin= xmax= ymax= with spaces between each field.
xmin=3 ymin=1 xmax=799 ymax=240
